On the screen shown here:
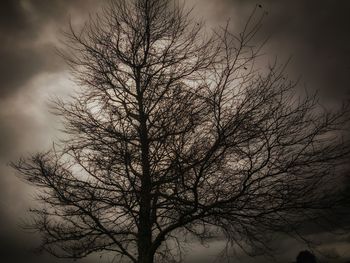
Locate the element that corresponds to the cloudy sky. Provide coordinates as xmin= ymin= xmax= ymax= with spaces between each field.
xmin=0 ymin=0 xmax=350 ymax=263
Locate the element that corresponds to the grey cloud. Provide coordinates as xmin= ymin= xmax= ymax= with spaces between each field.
xmin=0 ymin=1 xmax=101 ymax=262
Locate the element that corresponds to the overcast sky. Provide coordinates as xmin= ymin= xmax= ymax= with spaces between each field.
xmin=1 ymin=0 xmax=350 ymax=263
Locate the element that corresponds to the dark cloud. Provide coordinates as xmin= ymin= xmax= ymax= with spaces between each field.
xmin=263 ymin=0 xmax=350 ymax=101
xmin=231 ymin=0 xmax=350 ymax=101
xmin=0 ymin=0 xmax=55 ymax=97
xmin=0 ymin=45 xmax=50 ymax=97
xmin=192 ymin=0 xmax=350 ymax=102
xmin=0 ymin=231 xmax=93 ymax=263
xmin=0 ymin=0 xmax=106 ymax=98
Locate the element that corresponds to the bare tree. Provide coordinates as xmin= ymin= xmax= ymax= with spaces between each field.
xmin=12 ymin=0 xmax=350 ymax=262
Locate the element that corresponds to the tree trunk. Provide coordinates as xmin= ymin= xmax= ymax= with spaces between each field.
xmin=136 ymin=68 xmax=154 ymax=263
xmin=138 ymin=245 xmax=154 ymax=263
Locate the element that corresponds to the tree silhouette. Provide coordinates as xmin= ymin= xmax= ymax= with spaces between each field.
xmin=296 ymin=250 xmax=317 ymax=263
xmin=12 ymin=0 xmax=350 ymax=263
